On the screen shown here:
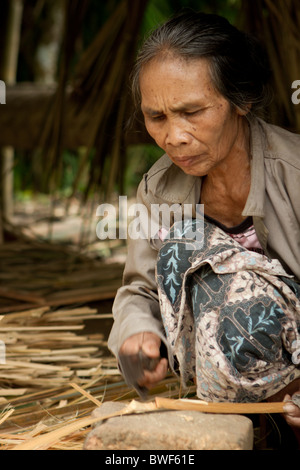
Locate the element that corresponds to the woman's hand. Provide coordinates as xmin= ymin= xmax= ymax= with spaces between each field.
xmin=119 ymin=332 xmax=168 ymax=389
xmin=282 ymin=394 xmax=300 ymax=447
xmin=283 ymin=394 xmax=300 ymax=427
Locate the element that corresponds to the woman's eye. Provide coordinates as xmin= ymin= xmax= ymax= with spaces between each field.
xmin=151 ymin=115 xmax=165 ymax=121
xmin=184 ymin=110 xmax=201 ymax=117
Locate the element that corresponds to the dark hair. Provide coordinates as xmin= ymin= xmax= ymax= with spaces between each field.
xmin=131 ymin=11 xmax=272 ymax=115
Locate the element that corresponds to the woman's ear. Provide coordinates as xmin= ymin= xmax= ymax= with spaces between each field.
xmin=236 ymin=103 xmax=252 ymax=116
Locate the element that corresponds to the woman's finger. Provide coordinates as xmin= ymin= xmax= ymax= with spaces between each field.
xmin=138 ymin=358 xmax=168 ymax=389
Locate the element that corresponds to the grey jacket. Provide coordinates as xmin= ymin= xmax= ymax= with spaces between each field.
xmin=108 ymin=117 xmax=300 ymax=358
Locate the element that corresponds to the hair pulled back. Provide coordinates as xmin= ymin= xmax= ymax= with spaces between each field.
xmin=131 ymin=11 xmax=272 ymax=115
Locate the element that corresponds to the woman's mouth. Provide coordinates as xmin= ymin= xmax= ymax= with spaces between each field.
xmin=172 ymin=155 xmax=197 ymax=167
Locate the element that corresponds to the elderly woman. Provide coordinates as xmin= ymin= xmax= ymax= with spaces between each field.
xmin=108 ymin=11 xmax=300 ymax=444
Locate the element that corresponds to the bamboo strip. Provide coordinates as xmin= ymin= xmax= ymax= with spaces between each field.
xmin=155 ymin=397 xmax=286 ymax=414
xmin=0 ymin=325 xmax=84 ymax=331
xmin=0 ymin=375 xmax=72 ymax=385
xmin=19 ymin=356 xmax=100 ymax=363
xmin=42 ymin=307 xmax=98 ymax=316
xmin=0 ymin=408 xmax=15 ymax=426
xmin=1 ymin=400 xmax=95 ymax=431
xmin=0 ymin=306 xmax=49 ymax=319
xmin=0 ymin=288 xmax=45 ymax=305
xmin=11 ymin=413 xmax=116 ymax=450
xmin=46 ymin=314 xmax=112 ymax=322
xmin=0 ymin=438 xmax=24 ymax=445
xmin=1 ymin=360 xmax=69 ymax=372
xmin=6 ymin=347 xmax=98 ymax=356
xmin=0 ymin=388 xmax=27 ymax=396
xmin=11 ymin=400 xmax=157 ymax=450
xmin=70 ymin=382 xmax=103 ymax=407
xmin=0 ymin=304 xmax=41 ymax=314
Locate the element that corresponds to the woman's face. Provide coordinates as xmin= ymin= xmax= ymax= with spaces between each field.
xmin=140 ymin=56 xmax=247 ymax=177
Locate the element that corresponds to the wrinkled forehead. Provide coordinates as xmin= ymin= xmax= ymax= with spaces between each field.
xmin=139 ymin=55 xmax=224 ymax=113
xmin=139 ymin=55 xmax=215 ymax=97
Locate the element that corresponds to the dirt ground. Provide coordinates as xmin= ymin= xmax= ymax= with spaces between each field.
xmin=12 ymin=195 xmax=127 ymax=262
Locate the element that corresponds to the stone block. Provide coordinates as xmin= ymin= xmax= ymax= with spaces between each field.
xmin=84 ymin=401 xmax=253 ymax=450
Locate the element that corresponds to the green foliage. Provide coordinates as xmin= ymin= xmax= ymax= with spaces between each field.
xmin=124 ymin=144 xmax=164 ymax=196
xmin=141 ymin=0 xmax=242 ymax=38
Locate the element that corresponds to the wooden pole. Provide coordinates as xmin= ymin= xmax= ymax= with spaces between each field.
xmin=0 ymin=0 xmax=23 ymax=242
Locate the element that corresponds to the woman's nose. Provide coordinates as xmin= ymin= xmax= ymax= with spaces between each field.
xmin=165 ymin=121 xmax=191 ymax=147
